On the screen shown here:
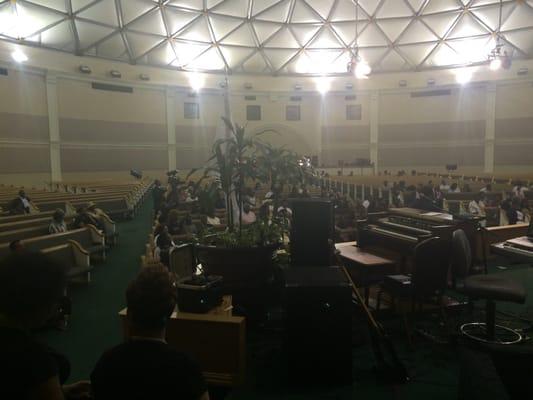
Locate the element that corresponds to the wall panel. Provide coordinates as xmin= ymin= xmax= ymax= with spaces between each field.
xmin=321 ymin=147 xmax=370 ymax=166
xmin=0 ymin=70 xmax=48 ymax=116
xmin=495 ymin=118 xmax=533 ymax=140
xmin=60 ymin=147 xmax=167 ymax=172
xmin=379 ymin=121 xmax=485 ymax=143
xmin=0 ymin=112 xmax=49 ymax=141
xmin=0 ymin=146 xmax=51 ymax=173
xmin=60 ymin=119 xmax=167 ymax=144
xmin=495 ymin=144 xmax=533 ymax=166
xmin=495 ymin=85 xmax=533 ymax=120
xmin=321 ymin=125 xmax=370 ymax=144
xmin=378 ymin=145 xmax=484 ymax=167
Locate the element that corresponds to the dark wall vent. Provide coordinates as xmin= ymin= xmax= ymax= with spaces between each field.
xmin=91 ymin=82 xmax=133 ymax=93
xmin=345 ymin=95 xmax=357 ymax=101
xmin=410 ymin=89 xmax=451 ymax=98
xmin=0 ymin=68 xmax=8 ymax=76
xmin=290 ymin=96 xmax=302 ymax=101
xmin=245 ymin=95 xmax=257 ymax=101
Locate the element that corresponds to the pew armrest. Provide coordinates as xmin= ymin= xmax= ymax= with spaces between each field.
xmin=87 ymin=224 xmax=105 ymax=245
xmin=68 ymin=240 xmax=91 ymax=267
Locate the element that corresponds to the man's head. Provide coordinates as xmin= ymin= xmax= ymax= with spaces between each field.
xmin=53 ymin=208 xmax=65 ymax=222
xmin=243 ymin=204 xmax=251 ymax=213
xmin=0 ymin=251 xmax=66 ymax=328
xmin=126 ymin=266 xmax=176 ymax=335
xmin=18 ymin=190 xmax=26 ymax=198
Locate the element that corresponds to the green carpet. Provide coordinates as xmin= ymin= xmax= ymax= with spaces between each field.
xmin=37 ymin=200 xmax=533 ymax=398
xmin=38 ymin=198 xmax=154 ymax=382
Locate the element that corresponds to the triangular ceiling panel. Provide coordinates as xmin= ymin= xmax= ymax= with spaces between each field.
xmin=178 ymin=16 xmax=211 ymax=41
xmin=358 ymin=46 xmax=389 ymax=67
xmin=211 ymin=0 xmax=249 ymax=18
xmin=305 ymin=0 xmax=336 ymax=20
xmin=501 ymin=2 xmax=533 ymax=31
xmin=146 ymin=41 xmax=176 ymax=65
xmin=186 ymin=47 xmax=225 ymax=70
xmin=168 ymin=0 xmax=204 ymax=10
xmin=163 ymin=8 xmax=201 ymax=35
xmin=398 ymin=42 xmax=437 ymax=66
xmin=71 ymin=0 xmax=95 ymax=12
xmin=35 ymin=20 xmax=74 ymax=51
xmin=471 ymin=3 xmax=515 ymax=31
xmin=330 ymin=0 xmax=366 ymax=22
xmin=406 ymin=0 xmax=426 ymax=13
xmin=75 ymin=20 xmax=116 ymax=49
xmin=221 ymin=23 xmax=256 ymax=46
xmin=504 ymin=29 xmax=533 ymax=55
xmin=252 ymin=21 xmax=282 ymax=44
xmin=358 ymin=0 xmax=381 ymax=16
xmin=305 ymin=50 xmax=346 ymax=73
xmin=331 ymin=21 xmax=364 ymax=45
xmin=251 ymin=0 xmax=281 ymax=16
xmin=447 ymin=12 xmax=489 ymax=39
xmin=264 ymin=26 xmax=300 ymax=48
xmin=291 ymin=0 xmax=322 ymax=23
xmin=357 ymin=23 xmax=389 ymax=47
xmin=425 ymin=42 xmax=461 ymax=67
xmin=121 ymin=0 xmax=156 ymax=25
xmin=208 ymin=15 xmax=243 ymax=41
xmin=219 ymin=45 xmax=256 ymax=68
xmin=263 ymin=48 xmax=297 ymax=70
xmin=421 ymin=12 xmax=461 ymax=38
xmin=255 ymin=0 xmax=291 ymax=22
xmin=96 ymin=33 xmax=126 ymax=58
xmin=77 ymin=0 xmax=118 ymax=26
xmin=207 ymin=0 xmax=225 ymax=9
xmin=9 ymin=2 xmax=65 ymax=39
xmin=290 ymin=24 xmax=322 ymax=46
xmin=398 ymin=20 xmax=438 ymax=44
xmin=27 ymin=0 xmax=68 ymax=13
xmin=377 ymin=18 xmax=412 ymax=43
xmin=128 ymin=9 xmax=167 ymax=36
xmin=126 ymin=32 xmax=164 ymax=58
xmin=376 ymin=0 xmax=414 ymax=18
xmin=422 ymin=0 xmax=463 ymax=14
xmin=378 ymin=49 xmax=408 ymax=71
xmin=173 ymin=41 xmax=210 ymax=65
xmin=242 ymin=52 xmax=270 ymax=72
xmin=307 ymin=28 xmax=343 ymax=49
xmin=448 ymin=35 xmax=493 ymax=63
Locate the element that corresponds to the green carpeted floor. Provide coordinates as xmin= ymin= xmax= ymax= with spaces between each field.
xmin=37 ymin=199 xmax=533 ymax=398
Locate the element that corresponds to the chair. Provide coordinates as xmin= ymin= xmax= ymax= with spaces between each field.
xmin=451 ymin=229 xmax=527 ymax=345
xmin=169 ymin=243 xmax=197 ymax=280
xmin=376 ymin=237 xmax=451 ymax=342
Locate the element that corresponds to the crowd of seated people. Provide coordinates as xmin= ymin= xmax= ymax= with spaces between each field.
xmin=0 ymin=251 xmax=208 ymax=399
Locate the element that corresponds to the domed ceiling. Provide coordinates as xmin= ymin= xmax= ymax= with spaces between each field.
xmin=0 ymin=0 xmax=532 ymax=75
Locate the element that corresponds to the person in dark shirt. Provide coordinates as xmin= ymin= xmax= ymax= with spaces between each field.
xmin=0 ymin=251 xmax=90 ymax=399
xmin=152 ymin=179 xmax=166 ymax=213
xmin=91 ymin=265 xmax=208 ymax=400
xmin=8 ymin=190 xmax=32 ymax=214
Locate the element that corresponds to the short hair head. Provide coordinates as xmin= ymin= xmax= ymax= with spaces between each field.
xmin=126 ymin=265 xmax=176 ymax=331
xmin=53 ymin=208 xmax=65 ymax=221
xmin=0 ymin=252 xmax=66 ymax=327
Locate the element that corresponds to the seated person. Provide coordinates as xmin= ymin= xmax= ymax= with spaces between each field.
xmin=241 ymin=204 xmax=256 ymax=225
xmin=152 ymin=179 xmax=166 ymax=213
xmin=506 ymin=197 xmax=525 ymax=225
xmin=0 ymin=252 xmax=89 ymax=399
xmin=205 ymin=209 xmax=221 ymax=227
xmin=49 ymin=209 xmax=67 ymax=234
xmin=449 ymin=183 xmax=461 ymax=193
xmin=214 ymin=189 xmax=226 ymax=209
xmin=166 ymin=210 xmax=181 ymax=235
xmin=91 ymin=266 xmax=208 ymax=400
xmin=154 ymin=227 xmax=175 ymax=267
xmin=73 ymin=207 xmax=102 ymax=230
xmin=480 ymin=184 xmax=492 ymax=193
xmin=179 ymin=213 xmax=197 ymax=236
xmin=276 ymin=199 xmax=293 ymax=218
xmin=8 ymin=190 xmax=32 ymax=214
xmin=468 ymin=194 xmax=486 ymax=216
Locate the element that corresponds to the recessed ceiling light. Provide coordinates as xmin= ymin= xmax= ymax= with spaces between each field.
xmin=11 ymin=50 xmax=28 ymax=63
xmin=110 ymin=70 xmax=122 ymax=78
xmin=79 ymin=65 xmax=91 ymax=74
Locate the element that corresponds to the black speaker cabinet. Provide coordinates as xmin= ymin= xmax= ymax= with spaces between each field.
xmin=290 ymin=199 xmax=334 ymax=267
xmin=283 ymin=267 xmax=352 ymax=385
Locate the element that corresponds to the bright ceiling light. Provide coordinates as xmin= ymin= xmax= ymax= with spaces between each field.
xmin=489 ymin=58 xmax=502 ymax=71
xmin=11 ymin=49 xmax=28 ymax=63
xmin=315 ymin=78 xmax=331 ymax=94
xmin=188 ymin=72 xmax=204 ymax=91
xmin=354 ymin=59 xmax=371 ymax=79
xmin=455 ymin=68 xmax=473 ymax=85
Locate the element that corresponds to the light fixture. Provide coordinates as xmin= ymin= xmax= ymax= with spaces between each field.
xmin=345 ymin=82 xmax=353 ymax=90
xmin=294 ymin=83 xmax=303 ymax=91
xmin=79 ymin=65 xmax=91 ymax=74
xmin=517 ymin=67 xmax=528 ymax=76
xmin=346 ymin=1 xmax=371 ymax=79
xmin=188 ymin=72 xmax=204 ymax=91
xmin=455 ymin=68 xmax=473 ymax=85
xmin=427 ymin=78 xmax=436 ymax=86
xmin=487 ymin=0 xmax=512 ymax=71
xmin=11 ymin=49 xmax=28 ymax=63
xmin=139 ymin=73 xmax=150 ymax=81
xmin=110 ymin=70 xmax=121 ymax=78
xmin=315 ymin=78 xmax=330 ymax=94
xmin=244 ymin=82 xmax=253 ymax=90
xmin=398 ymin=80 xmax=407 ymax=87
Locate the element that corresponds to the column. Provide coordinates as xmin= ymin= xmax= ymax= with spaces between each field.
xmin=370 ymin=91 xmax=379 ymax=174
xmin=484 ymin=84 xmax=496 ymax=174
xmin=166 ymin=87 xmax=176 ymax=171
xmin=46 ymin=73 xmax=61 ymax=182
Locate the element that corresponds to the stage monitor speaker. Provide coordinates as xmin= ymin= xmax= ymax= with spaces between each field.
xmin=290 ymin=199 xmax=333 ymax=267
xmin=283 ymin=267 xmax=352 ymax=385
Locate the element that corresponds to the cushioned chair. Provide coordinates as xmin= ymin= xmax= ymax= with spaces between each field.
xmin=451 ymin=229 xmax=527 ymax=344
xmin=377 ymin=237 xmax=451 ymax=342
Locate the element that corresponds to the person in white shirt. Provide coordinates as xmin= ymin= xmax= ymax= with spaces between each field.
xmin=49 ymin=209 xmax=68 ymax=234
xmin=241 ymin=204 xmax=256 ymax=225
xmin=480 ymin=184 xmax=492 ymax=193
xmin=276 ymin=200 xmax=293 ymax=218
xmin=206 ymin=210 xmax=221 ymax=227
xmin=439 ymin=180 xmax=450 ymax=192
xmin=449 ymin=183 xmax=460 ymax=193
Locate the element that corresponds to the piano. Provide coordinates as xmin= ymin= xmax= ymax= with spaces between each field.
xmin=491 ymin=221 xmax=533 ymax=264
xmin=357 ymin=207 xmax=482 ymax=256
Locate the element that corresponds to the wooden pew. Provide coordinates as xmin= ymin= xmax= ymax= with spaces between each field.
xmin=41 ymin=241 xmax=93 ymax=283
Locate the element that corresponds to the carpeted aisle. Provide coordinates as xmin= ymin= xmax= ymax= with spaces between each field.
xmin=38 ymin=198 xmax=154 ymax=383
